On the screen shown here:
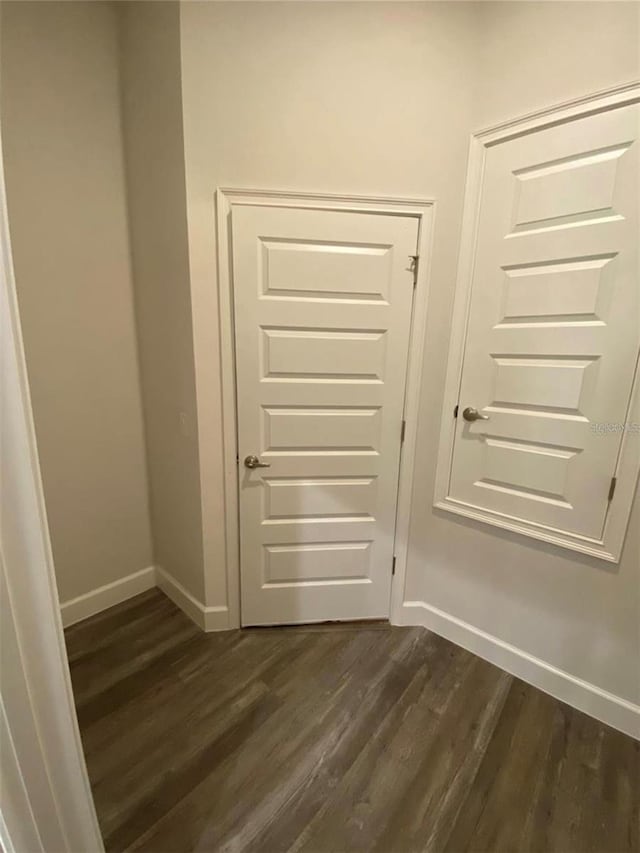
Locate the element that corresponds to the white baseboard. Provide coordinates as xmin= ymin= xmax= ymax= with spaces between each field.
xmin=397 ymin=600 xmax=640 ymax=741
xmin=60 ymin=565 xmax=156 ymax=628
xmin=63 ymin=570 xmax=636 ymax=736
xmin=60 ymin=565 xmax=230 ymax=632
xmin=156 ymin=567 xmax=229 ymax=632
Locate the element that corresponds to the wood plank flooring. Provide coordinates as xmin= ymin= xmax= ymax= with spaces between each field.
xmin=65 ymin=589 xmax=639 ymax=853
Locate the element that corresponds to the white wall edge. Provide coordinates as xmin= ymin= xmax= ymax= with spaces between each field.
xmin=397 ymin=600 xmax=640 ymax=740
xmin=0 ymin=696 xmax=41 ymax=853
xmin=1 ymin=125 xmax=104 ymax=850
xmin=156 ymin=566 xmax=230 ymax=632
xmin=60 ymin=566 xmax=157 ymax=628
xmin=0 ymin=809 xmax=18 ymax=853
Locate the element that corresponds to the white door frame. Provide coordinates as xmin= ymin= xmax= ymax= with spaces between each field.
xmin=433 ymin=81 xmax=640 ymax=563
xmin=216 ymin=189 xmax=436 ymax=628
xmin=1 ymin=139 xmax=103 ymax=851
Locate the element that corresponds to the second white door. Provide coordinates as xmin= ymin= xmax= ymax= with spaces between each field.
xmin=447 ymin=101 xmax=639 ymax=543
xmin=232 ymin=203 xmax=419 ymax=626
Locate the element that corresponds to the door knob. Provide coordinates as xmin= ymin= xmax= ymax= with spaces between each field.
xmin=462 ymin=406 xmax=490 ymax=423
xmin=244 ymin=454 xmax=271 ymax=469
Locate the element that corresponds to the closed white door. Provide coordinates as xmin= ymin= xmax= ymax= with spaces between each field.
xmin=449 ymin=102 xmax=639 ymax=539
xmin=232 ymin=204 xmax=418 ymax=625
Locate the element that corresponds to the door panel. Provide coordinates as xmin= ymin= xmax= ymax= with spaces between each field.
xmin=449 ymin=103 xmax=639 ymax=539
xmin=263 ymin=477 xmax=376 ymax=520
xmin=264 ymin=407 xmax=381 ymax=452
xmin=233 ymin=205 xmax=418 ymax=625
xmin=261 ymin=239 xmax=392 ymax=300
xmin=263 ymin=328 xmax=387 ymax=381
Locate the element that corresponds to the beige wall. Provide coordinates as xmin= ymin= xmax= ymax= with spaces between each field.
xmin=118 ymin=2 xmax=204 ymax=600
xmin=179 ymin=1 xmax=639 ymax=702
xmin=407 ymin=2 xmax=640 ymax=702
xmin=406 ymin=0 xmax=640 ymax=704
xmin=1 ymin=1 xmax=153 ymax=602
xmin=179 ymin=0 xmax=480 ymax=610
xmin=476 ymin=0 xmax=640 ymax=128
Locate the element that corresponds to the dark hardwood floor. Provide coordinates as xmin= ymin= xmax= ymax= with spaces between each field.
xmin=65 ymin=589 xmax=639 ymax=853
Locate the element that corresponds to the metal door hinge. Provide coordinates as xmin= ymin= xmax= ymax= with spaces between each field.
xmin=409 ymin=255 xmax=419 ymax=287
xmin=235 ymin=454 xmax=239 ymax=464
xmin=392 ymin=556 xmax=397 ymax=575
xmin=401 ymin=419 xmax=406 ymax=443
xmin=454 ymin=404 xmax=459 ymax=419
xmin=608 ymin=476 xmax=617 ymax=501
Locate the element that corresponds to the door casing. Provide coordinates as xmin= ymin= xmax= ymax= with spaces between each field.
xmin=216 ymin=189 xmax=436 ymax=629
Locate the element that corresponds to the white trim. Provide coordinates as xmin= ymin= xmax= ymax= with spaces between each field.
xmin=59 ymin=565 xmax=233 ymax=633
xmin=397 ymin=601 xmax=640 ymax=741
xmin=60 ymin=566 xmax=156 ymax=628
xmin=1 ymin=132 xmax=103 ymax=850
xmin=156 ymin=567 xmax=230 ymax=632
xmin=434 ymin=82 xmax=640 ymax=563
xmin=215 ymin=188 xmax=435 ymax=628
xmin=0 ymin=696 xmax=42 ymax=853
xmin=0 ymin=810 xmax=18 ymax=853
xmin=475 ymin=79 xmax=640 ymax=142
xmin=390 ymin=203 xmax=437 ymax=624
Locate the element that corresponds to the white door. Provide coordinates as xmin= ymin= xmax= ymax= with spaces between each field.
xmin=448 ymin=102 xmax=639 ymax=540
xmin=232 ymin=204 xmax=418 ymax=626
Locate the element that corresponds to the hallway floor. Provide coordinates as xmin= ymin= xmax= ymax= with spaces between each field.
xmin=65 ymin=589 xmax=639 ymax=853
